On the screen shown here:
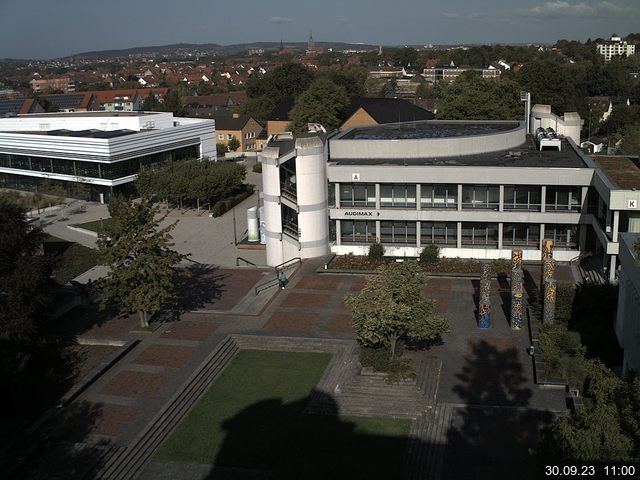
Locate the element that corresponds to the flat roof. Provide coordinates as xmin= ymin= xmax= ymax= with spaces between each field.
xmin=329 ymin=137 xmax=588 ymax=169
xmin=595 ymin=156 xmax=640 ymax=190
xmin=17 ymin=111 xmax=157 ymax=118
xmin=3 ymin=128 xmax=138 ymax=139
xmin=339 ymin=120 xmax=520 ymax=140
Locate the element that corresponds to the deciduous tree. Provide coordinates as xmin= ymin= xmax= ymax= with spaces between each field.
xmin=288 ymin=78 xmax=349 ymax=133
xmin=97 ymin=197 xmax=188 ymax=327
xmin=344 ymin=261 xmax=449 ymax=359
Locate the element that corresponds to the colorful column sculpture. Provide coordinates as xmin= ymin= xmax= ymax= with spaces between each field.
xmin=511 ymin=249 xmax=523 ymax=272
xmin=542 ymin=257 xmax=556 ymax=285
xmin=479 ymin=278 xmax=491 ymax=328
xmin=511 ymin=289 xmax=524 ymax=329
xmin=543 ymin=279 xmax=557 ymax=324
xmin=542 ymin=239 xmax=554 ymax=260
xmin=512 ymin=267 xmax=524 ymax=295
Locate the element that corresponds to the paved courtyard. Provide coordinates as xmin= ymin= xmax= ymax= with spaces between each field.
xmin=27 ymin=257 xmax=567 ymax=479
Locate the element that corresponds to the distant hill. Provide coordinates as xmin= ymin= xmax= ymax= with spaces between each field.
xmin=64 ymin=41 xmax=379 ymax=60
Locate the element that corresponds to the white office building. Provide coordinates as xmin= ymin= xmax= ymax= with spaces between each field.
xmin=597 ymin=35 xmax=636 ymax=62
xmin=0 ymin=111 xmax=215 ymax=202
xmin=260 ymin=106 xmax=640 ymax=282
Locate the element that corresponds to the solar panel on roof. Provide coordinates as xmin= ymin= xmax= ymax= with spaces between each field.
xmin=0 ymin=99 xmax=27 ymax=115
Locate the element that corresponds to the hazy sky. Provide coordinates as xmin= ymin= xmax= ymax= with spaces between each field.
xmin=1 ymin=0 xmax=639 ymax=59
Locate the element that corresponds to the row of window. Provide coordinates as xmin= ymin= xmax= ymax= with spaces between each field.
xmin=0 ymin=146 xmax=198 ymax=180
xmin=338 ymin=220 xmax=577 ymax=248
xmin=334 ymin=183 xmax=581 ymax=212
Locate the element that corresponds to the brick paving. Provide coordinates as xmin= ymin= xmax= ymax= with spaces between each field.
xmin=99 ymin=371 xmax=172 ymax=399
xmin=35 ymin=259 xmax=573 ymax=480
xmin=131 ymin=345 xmax=196 ymax=369
xmin=160 ymin=321 xmax=218 ymax=341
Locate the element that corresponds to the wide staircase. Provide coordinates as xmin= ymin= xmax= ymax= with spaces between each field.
xmin=88 ymin=335 xmax=239 ymax=480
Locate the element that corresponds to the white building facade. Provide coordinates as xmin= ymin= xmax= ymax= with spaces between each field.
xmin=0 ymin=111 xmax=215 ymax=202
xmin=597 ymin=35 xmax=636 ymax=62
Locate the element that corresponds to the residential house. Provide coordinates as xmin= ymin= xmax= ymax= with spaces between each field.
xmin=181 ymin=92 xmax=247 ymax=117
xmin=266 ymin=97 xmax=295 ymax=136
xmin=340 ymin=98 xmax=435 ymax=131
xmin=213 ymin=113 xmax=263 ymax=152
xmin=0 ymin=98 xmax=45 ymax=117
xmin=29 ymin=77 xmax=75 ymax=93
xmin=39 ymin=93 xmax=97 ymax=112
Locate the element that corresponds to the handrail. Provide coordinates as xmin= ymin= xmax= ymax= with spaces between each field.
xmin=254 ymin=257 xmax=302 ymax=295
xmin=236 ymin=257 xmax=257 ymax=267
xmin=274 ymin=257 xmax=301 ymax=272
xmin=255 ymin=278 xmax=279 ymax=295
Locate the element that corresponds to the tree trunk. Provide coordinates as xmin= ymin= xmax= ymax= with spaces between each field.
xmin=389 ymin=333 xmax=399 ymax=360
xmin=138 ymin=310 xmax=149 ymax=328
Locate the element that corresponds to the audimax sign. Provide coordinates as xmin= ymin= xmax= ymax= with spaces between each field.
xmin=343 ymin=211 xmax=381 ymax=217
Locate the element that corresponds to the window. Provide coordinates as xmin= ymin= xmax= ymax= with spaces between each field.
xmin=339 ymin=183 xmax=376 ymax=207
xmin=504 ymin=186 xmax=541 ymax=211
xmin=503 ymin=224 xmax=540 ymax=247
xmin=421 ymin=222 xmax=457 ymax=245
xmin=462 ymin=185 xmax=499 ymax=210
xmin=380 ymin=221 xmax=417 ymax=245
xmin=545 ymin=224 xmax=578 ymax=248
xmin=421 ymin=184 xmax=458 ymax=208
xmin=341 ymin=220 xmax=376 ymax=243
xmin=546 ymin=186 xmax=581 ymax=212
xmin=380 ymin=184 xmax=416 ymax=208
xmin=227 ymin=134 xmax=233 ymax=140
xmin=461 ymin=223 xmax=499 ymax=247
xmin=218 ymin=134 xmax=224 ymax=140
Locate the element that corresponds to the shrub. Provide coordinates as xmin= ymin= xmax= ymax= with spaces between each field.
xmin=359 ymin=346 xmax=390 ymax=371
xmin=252 ymin=162 xmax=262 ymax=173
xmin=368 ymin=242 xmax=385 ymax=261
xmin=385 ymin=356 xmax=417 ymax=383
xmin=419 ymin=244 xmax=440 ymax=264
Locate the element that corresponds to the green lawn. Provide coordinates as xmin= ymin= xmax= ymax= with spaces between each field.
xmin=156 ymin=350 xmax=410 ymax=479
xmin=43 ymin=235 xmax=98 ymax=284
xmin=71 ymin=217 xmax=113 ymax=233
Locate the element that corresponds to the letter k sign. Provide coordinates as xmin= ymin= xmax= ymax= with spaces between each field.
xmin=629 ymin=199 xmax=637 ymax=209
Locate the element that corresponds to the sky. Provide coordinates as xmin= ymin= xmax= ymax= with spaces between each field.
xmin=0 ymin=0 xmax=639 ymax=59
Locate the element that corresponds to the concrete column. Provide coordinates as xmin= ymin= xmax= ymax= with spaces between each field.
xmin=457 ymin=184 xmax=463 ymax=212
xmin=457 ymin=221 xmax=462 ymax=249
xmin=543 ymin=279 xmax=557 ymax=324
xmin=416 ymin=184 xmax=421 ymax=211
xmin=335 ymin=220 xmax=341 ymax=246
xmin=375 ymin=183 xmax=380 ymax=210
xmin=609 ymin=255 xmax=617 ymax=283
xmin=498 ymin=223 xmax=503 ymax=250
xmin=613 ymin=210 xmax=620 ymax=242
xmin=581 ymin=186 xmax=588 ymax=212
xmin=499 ymin=185 xmax=504 ymax=212
xmin=579 ymin=224 xmax=587 ymax=251
xmin=539 ymin=224 xmax=545 ymax=253
xmin=334 ymin=183 xmax=340 ymax=208
xmin=540 ymin=186 xmax=546 ymax=213
xmin=416 ymin=221 xmax=421 ymax=249
xmin=376 ymin=220 xmax=380 ymax=243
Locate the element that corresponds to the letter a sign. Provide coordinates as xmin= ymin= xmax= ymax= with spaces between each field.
xmin=352 ymin=173 xmax=360 ymax=181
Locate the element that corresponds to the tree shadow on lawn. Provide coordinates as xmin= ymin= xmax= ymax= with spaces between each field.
xmin=444 ymin=339 xmax=555 ymax=480
xmin=203 ymin=391 xmax=411 ymax=480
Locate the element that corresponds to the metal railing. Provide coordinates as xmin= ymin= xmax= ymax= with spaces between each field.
xmin=236 ymin=257 xmax=257 ymax=267
xmin=254 ymin=257 xmax=302 ymax=294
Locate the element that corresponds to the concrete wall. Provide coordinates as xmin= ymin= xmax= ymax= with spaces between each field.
xmin=295 ymin=136 xmax=329 ymax=259
xmin=616 ymin=233 xmax=640 ymax=374
xmin=330 ymin=122 xmax=526 ymax=159
xmin=530 ymin=104 xmax=582 ymax=145
xmin=340 ymin=109 xmax=377 ymax=131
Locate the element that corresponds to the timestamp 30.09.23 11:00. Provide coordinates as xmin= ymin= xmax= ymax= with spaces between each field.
xmin=544 ymin=464 xmax=637 ymax=477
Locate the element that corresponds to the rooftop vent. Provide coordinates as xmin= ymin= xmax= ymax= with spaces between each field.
xmin=535 ymin=127 xmax=561 ymax=152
